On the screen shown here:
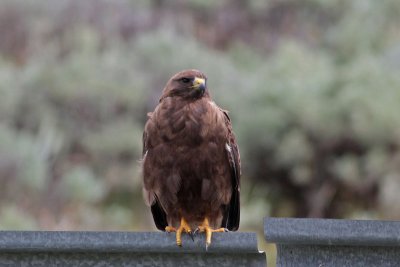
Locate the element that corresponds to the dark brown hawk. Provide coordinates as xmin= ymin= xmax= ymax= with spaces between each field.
xmin=142 ymin=69 xmax=240 ymax=248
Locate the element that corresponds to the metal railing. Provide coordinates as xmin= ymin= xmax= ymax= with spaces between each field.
xmin=0 ymin=231 xmax=266 ymax=266
xmin=264 ymin=218 xmax=400 ymax=267
xmin=2 ymin=218 xmax=399 ymax=266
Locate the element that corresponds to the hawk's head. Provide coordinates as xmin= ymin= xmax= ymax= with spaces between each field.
xmin=161 ymin=69 xmax=208 ymax=101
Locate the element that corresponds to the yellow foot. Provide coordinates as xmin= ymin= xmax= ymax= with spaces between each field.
xmin=165 ymin=218 xmax=193 ymax=246
xmin=196 ymin=217 xmax=228 ymax=249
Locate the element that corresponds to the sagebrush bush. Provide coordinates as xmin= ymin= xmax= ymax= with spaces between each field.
xmin=1 ymin=0 xmax=400 ymax=234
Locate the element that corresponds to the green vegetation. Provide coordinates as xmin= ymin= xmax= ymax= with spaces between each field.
xmin=1 ymin=0 xmax=400 ymax=251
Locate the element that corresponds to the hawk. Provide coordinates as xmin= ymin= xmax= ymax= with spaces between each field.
xmin=142 ymin=69 xmax=240 ymax=248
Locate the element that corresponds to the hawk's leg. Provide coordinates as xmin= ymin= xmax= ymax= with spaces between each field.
xmin=165 ymin=217 xmax=193 ymax=246
xmin=196 ymin=217 xmax=228 ymax=249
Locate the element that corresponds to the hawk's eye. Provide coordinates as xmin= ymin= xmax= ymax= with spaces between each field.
xmin=180 ymin=77 xmax=191 ymax=84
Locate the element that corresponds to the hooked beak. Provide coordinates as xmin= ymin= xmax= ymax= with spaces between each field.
xmin=192 ymin=77 xmax=206 ymax=93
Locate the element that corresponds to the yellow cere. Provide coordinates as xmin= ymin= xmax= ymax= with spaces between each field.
xmin=192 ymin=77 xmax=206 ymax=88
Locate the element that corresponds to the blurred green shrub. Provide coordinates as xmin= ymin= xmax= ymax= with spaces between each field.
xmin=1 ymin=0 xmax=400 ymax=235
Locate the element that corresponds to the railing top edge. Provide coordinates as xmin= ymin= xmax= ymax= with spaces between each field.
xmin=264 ymin=217 xmax=400 ymax=246
xmin=0 ymin=231 xmax=260 ymax=254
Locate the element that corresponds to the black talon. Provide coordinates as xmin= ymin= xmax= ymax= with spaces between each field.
xmin=188 ymin=231 xmax=195 ymax=242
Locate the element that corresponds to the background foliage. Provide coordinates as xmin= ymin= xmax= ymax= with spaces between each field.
xmin=1 ymin=0 xmax=400 ymax=263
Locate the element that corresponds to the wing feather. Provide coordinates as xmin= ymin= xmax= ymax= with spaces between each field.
xmin=143 ymin=126 xmax=168 ymax=231
xmin=220 ymin=110 xmax=241 ymax=231
xmin=150 ymin=194 xmax=168 ymax=231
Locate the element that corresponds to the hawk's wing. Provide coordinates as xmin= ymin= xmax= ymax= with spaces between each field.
xmin=221 ymin=110 xmax=241 ymax=231
xmin=142 ymin=128 xmax=168 ymax=231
